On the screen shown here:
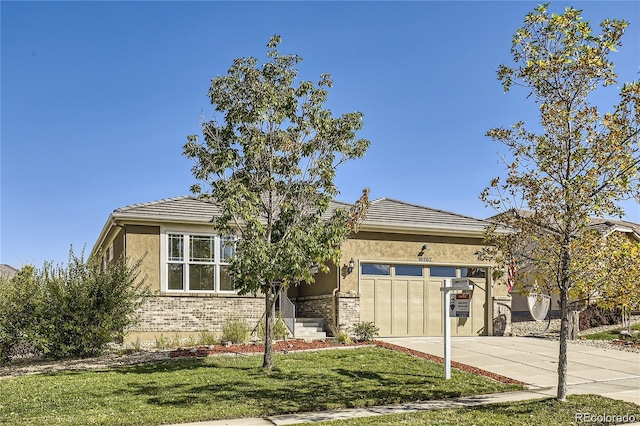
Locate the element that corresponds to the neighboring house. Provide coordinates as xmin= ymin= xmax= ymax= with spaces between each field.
xmin=510 ymin=218 xmax=640 ymax=320
xmin=92 ymin=196 xmax=511 ymax=341
xmin=0 ymin=264 xmax=17 ymax=280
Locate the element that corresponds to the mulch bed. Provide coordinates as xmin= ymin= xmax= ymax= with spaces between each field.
xmin=170 ymin=339 xmax=526 ymax=386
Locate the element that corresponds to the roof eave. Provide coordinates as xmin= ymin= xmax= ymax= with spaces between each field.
xmin=360 ymin=222 xmax=491 ymax=238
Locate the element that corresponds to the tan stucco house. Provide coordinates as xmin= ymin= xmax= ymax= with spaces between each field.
xmin=0 ymin=264 xmax=17 ymax=280
xmin=92 ymin=196 xmax=512 ymax=341
xmin=509 ymin=218 xmax=640 ymax=320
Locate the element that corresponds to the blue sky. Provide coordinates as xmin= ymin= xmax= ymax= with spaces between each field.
xmin=2 ymin=1 xmax=639 ymax=268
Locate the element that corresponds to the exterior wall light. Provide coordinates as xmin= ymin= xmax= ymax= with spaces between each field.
xmin=347 ymin=258 xmax=355 ymax=274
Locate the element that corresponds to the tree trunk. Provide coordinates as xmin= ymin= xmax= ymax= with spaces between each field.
xmin=567 ymin=310 xmax=579 ymax=340
xmin=557 ymin=282 xmax=569 ymax=401
xmin=262 ymin=286 xmax=275 ymax=369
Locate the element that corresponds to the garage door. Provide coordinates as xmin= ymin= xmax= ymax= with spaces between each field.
xmin=359 ymin=263 xmax=484 ymax=337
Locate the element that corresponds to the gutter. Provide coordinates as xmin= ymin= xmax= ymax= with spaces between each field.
xmin=90 ymin=215 xmax=118 ymax=259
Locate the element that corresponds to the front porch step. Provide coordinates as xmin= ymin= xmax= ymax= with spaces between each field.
xmin=294 ymin=318 xmax=326 ymax=339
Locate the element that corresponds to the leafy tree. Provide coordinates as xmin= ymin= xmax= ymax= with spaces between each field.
xmin=571 ymin=230 xmax=640 ymax=320
xmin=0 ymin=265 xmax=40 ymax=361
xmin=481 ymin=5 xmax=640 ymax=401
xmin=183 ymin=36 xmax=370 ymax=369
xmin=0 ymin=249 xmax=148 ymax=361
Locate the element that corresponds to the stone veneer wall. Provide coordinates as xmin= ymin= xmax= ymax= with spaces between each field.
xmin=294 ymin=293 xmax=362 ymax=336
xmin=295 ymin=295 xmax=334 ymax=333
xmin=133 ymin=295 xmax=265 ymax=334
xmin=492 ymin=295 xmax=512 ymax=336
xmin=336 ymin=292 xmax=360 ymax=334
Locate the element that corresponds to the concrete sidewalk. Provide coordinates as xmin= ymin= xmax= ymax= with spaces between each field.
xmin=168 ymin=336 xmax=640 ymax=425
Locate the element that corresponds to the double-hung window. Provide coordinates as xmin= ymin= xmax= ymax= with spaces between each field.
xmin=166 ymin=233 xmax=235 ymax=292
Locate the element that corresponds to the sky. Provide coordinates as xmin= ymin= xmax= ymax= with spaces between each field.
xmin=2 ymin=1 xmax=639 ymax=268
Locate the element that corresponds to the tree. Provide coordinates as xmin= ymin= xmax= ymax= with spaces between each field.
xmin=571 ymin=229 xmax=640 ymax=323
xmin=481 ymin=4 xmax=640 ymax=401
xmin=0 ymin=249 xmax=148 ymax=361
xmin=183 ymin=36 xmax=370 ymax=369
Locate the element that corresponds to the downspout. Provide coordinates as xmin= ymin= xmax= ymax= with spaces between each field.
xmin=487 ymin=266 xmax=494 ymax=336
xmin=332 ymin=263 xmax=340 ymax=335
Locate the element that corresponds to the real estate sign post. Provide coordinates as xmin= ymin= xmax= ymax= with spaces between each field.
xmin=441 ymin=278 xmax=474 ymax=379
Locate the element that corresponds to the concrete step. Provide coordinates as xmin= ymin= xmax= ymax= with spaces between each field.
xmin=294 ymin=318 xmax=326 ymax=339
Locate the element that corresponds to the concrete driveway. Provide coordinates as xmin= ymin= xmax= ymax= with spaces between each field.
xmin=381 ymin=336 xmax=640 ymax=405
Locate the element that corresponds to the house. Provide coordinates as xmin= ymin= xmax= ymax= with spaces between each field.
xmin=91 ymin=196 xmax=511 ymax=341
xmin=0 ymin=264 xmax=17 ymax=280
xmin=509 ymin=218 xmax=640 ymax=320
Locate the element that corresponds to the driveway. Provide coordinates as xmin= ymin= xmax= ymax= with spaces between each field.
xmin=381 ymin=336 xmax=640 ymax=405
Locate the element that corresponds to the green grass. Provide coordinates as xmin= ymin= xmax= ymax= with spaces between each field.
xmin=0 ymin=347 xmax=519 ymax=425
xmin=583 ymin=323 xmax=640 ymax=341
xmin=313 ymin=394 xmax=640 ymax=425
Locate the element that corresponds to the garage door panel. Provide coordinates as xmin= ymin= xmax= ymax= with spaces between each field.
xmin=407 ymin=280 xmax=424 ymax=335
xmin=360 ymin=267 xmax=486 ymax=337
xmin=427 ymin=280 xmax=443 ymax=335
xmin=392 ymin=280 xmax=408 ymax=335
xmin=375 ymin=279 xmax=392 ymax=336
xmin=360 ymin=279 xmax=376 ymax=323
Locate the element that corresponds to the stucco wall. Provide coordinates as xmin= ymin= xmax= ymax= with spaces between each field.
xmin=339 ymin=232 xmax=489 ymax=294
xmin=297 ymin=262 xmax=338 ymax=297
xmin=126 ymin=225 xmax=160 ymax=292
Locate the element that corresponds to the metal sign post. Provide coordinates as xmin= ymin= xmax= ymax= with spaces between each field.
xmin=440 ymin=279 xmax=452 ymax=379
xmin=440 ymin=278 xmax=474 ymax=380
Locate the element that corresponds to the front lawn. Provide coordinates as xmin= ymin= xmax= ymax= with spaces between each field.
xmin=0 ymin=347 xmax=520 ymax=425
xmin=313 ymin=394 xmax=640 ymax=425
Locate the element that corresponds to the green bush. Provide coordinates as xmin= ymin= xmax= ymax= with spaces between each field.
xmin=256 ymin=315 xmax=291 ymax=341
xmin=198 ymin=331 xmax=218 ymax=346
xmin=0 ymin=249 xmax=148 ymax=362
xmin=336 ymin=331 xmax=352 ymax=344
xmin=221 ymin=320 xmax=251 ymax=344
xmin=350 ymin=321 xmax=379 ymax=342
xmin=0 ymin=266 xmax=41 ymax=361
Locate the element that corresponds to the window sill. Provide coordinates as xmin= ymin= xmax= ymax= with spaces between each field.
xmin=156 ymin=291 xmax=263 ymax=299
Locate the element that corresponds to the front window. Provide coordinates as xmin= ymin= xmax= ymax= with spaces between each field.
xmin=361 ymin=263 xmax=391 ymax=275
xmin=165 ymin=233 xmax=235 ymax=292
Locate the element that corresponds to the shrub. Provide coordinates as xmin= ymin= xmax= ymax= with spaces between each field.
xmin=155 ymin=334 xmax=170 ymax=349
xmin=579 ymin=304 xmax=622 ymax=331
xmin=198 ymin=331 xmax=218 ymax=346
xmin=0 ymin=249 xmax=149 ymax=362
xmin=221 ymin=320 xmax=251 ymax=344
xmin=0 ymin=266 xmax=41 ymax=361
xmin=350 ymin=321 xmax=379 ymax=342
xmin=256 ymin=315 xmax=291 ymax=341
xmin=336 ymin=331 xmax=352 ymax=344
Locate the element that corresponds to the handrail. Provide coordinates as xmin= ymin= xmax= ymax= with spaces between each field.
xmin=277 ymin=288 xmax=296 ymax=338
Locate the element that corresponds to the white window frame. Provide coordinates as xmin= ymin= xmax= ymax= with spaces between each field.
xmin=160 ymin=229 xmax=235 ymax=293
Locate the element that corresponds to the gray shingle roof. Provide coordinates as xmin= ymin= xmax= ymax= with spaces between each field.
xmin=112 ymin=196 xmax=491 ymax=236
xmin=0 ymin=264 xmax=17 ymax=279
xmin=361 ymin=198 xmax=490 ymax=235
xmin=113 ymin=196 xmax=223 ymax=223
xmin=589 ymin=218 xmax=640 ymax=238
